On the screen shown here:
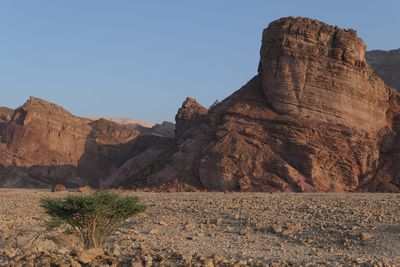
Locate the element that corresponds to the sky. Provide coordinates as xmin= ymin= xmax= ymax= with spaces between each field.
xmin=1 ymin=1 xmax=399 ymax=123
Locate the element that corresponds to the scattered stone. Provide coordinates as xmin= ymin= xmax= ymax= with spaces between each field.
xmin=131 ymin=259 xmax=144 ymax=267
xmin=185 ymin=223 xmax=196 ymax=232
xmin=77 ymin=185 xmax=94 ymax=194
xmin=205 ymin=259 xmax=214 ymax=267
xmin=52 ymin=184 xmax=66 ymax=192
xmin=360 ymin=232 xmax=373 ymax=241
xmin=149 ymin=229 xmax=158 ymax=235
xmin=239 ymin=227 xmax=251 ymax=236
xmin=281 ymin=223 xmax=302 ymax=236
xmin=158 ymin=221 xmax=168 ymax=226
xmin=77 ymin=248 xmax=104 ymax=264
xmin=0 ymin=189 xmax=399 ymax=266
xmin=271 ymin=224 xmax=283 ymax=234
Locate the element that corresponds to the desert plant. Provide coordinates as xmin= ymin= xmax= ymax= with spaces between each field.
xmin=40 ymin=191 xmax=146 ymax=249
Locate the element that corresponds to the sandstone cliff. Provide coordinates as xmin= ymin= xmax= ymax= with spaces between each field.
xmin=2 ymin=17 xmax=400 ymax=192
xmin=103 ymin=17 xmax=400 ymax=192
xmin=366 ymin=49 xmax=400 ymax=90
xmin=0 ymin=97 xmax=152 ymax=188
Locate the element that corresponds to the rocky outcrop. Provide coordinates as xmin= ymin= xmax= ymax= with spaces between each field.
xmin=0 ymin=107 xmax=13 ymax=122
xmin=0 ymin=97 xmax=142 ymax=188
xmin=175 ymin=97 xmax=208 ymax=139
xmin=259 ymin=18 xmax=389 ymax=133
xmin=149 ymin=121 xmax=175 ymax=138
xmin=2 ymin=17 xmax=400 ymax=192
xmin=105 ymin=17 xmax=400 ymax=192
xmin=0 ymin=107 xmax=13 ymax=140
xmin=366 ymin=49 xmax=400 ymax=90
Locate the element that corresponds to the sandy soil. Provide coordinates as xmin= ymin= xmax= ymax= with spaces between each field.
xmin=0 ymin=189 xmax=399 ymax=266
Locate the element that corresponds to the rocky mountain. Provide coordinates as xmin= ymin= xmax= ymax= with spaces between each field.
xmin=0 ymin=97 xmax=172 ymax=188
xmin=88 ymin=116 xmax=175 ymax=138
xmin=2 ymin=17 xmax=400 ymax=192
xmin=366 ymin=49 xmax=400 ymax=90
xmin=102 ymin=17 xmax=400 ymax=192
xmin=145 ymin=121 xmax=175 ymax=138
xmin=87 ymin=116 xmax=154 ymax=128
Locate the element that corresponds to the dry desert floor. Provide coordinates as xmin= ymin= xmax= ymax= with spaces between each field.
xmin=0 ymin=189 xmax=399 ymax=266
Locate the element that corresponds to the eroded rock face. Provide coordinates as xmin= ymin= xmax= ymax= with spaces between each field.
xmin=175 ymin=97 xmax=208 ymax=139
xmin=2 ymin=17 xmax=400 ymax=192
xmin=259 ymin=17 xmax=388 ymax=133
xmin=366 ymin=49 xmax=400 ymax=90
xmin=106 ymin=17 xmax=400 ymax=192
xmin=0 ymin=97 xmax=141 ymax=188
xmin=0 ymin=107 xmax=13 ymax=122
xmin=0 ymin=107 xmax=13 ymax=139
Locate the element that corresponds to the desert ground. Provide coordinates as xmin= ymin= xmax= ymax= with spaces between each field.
xmin=0 ymin=189 xmax=399 ymax=266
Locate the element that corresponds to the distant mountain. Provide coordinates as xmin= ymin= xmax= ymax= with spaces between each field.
xmin=88 ymin=116 xmax=175 ymax=138
xmin=87 ymin=116 xmax=154 ymax=128
xmin=366 ymin=49 xmax=400 ymax=90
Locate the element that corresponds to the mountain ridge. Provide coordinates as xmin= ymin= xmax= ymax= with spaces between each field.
xmin=1 ymin=17 xmax=400 ymax=192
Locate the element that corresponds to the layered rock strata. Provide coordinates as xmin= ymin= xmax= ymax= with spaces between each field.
xmin=0 ymin=97 xmax=163 ymax=188
xmin=104 ymin=17 xmax=400 ymax=192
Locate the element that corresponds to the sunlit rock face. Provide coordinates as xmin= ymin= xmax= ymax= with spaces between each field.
xmin=106 ymin=17 xmax=400 ymax=192
xmin=259 ymin=17 xmax=389 ymax=133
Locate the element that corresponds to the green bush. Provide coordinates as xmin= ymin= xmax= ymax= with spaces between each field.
xmin=40 ymin=191 xmax=146 ymax=249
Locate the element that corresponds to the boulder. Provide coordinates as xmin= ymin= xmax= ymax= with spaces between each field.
xmin=77 ymin=248 xmax=103 ymax=264
xmin=52 ymin=184 xmax=67 ymax=192
xmin=77 ymin=185 xmax=94 ymax=194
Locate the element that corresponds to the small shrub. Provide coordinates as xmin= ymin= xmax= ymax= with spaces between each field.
xmin=40 ymin=191 xmax=146 ymax=249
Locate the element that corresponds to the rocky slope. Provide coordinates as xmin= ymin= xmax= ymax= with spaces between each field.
xmin=366 ymin=49 xmax=400 ymax=90
xmin=0 ymin=97 xmax=172 ymax=188
xmin=103 ymin=17 xmax=400 ymax=192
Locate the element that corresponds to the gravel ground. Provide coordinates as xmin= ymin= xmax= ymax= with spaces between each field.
xmin=0 ymin=189 xmax=399 ymax=266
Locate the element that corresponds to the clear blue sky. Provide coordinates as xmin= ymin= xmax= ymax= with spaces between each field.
xmin=1 ymin=1 xmax=399 ymax=123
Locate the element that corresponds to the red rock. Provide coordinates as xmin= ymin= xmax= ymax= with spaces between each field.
xmin=2 ymin=17 xmax=400 ymax=193
xmin=0 ymin=97 xmax=141 ymax=188
xmin=105 ymin=17 xmax=400 ymax=192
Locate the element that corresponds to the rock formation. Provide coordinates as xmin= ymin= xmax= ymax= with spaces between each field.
xmin=0 ymin=97 xmax=168 ymax=188
xmin=0 ymin=107 xmax=13 ymax=140
xmin=103 ymin=17 xmax=400 ymax=192
xmin=2 ymin=17 xmax=400 ymax=192
xmin=148 ymin=121 xmax=176 ymax=138
xmin=87 ymin=116 xmax=154 ymax=129
xmin=366 ymin=49 xmax=400 ymax=90
xmin=0 ymin=107 xmax=13 ymax=122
